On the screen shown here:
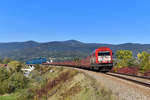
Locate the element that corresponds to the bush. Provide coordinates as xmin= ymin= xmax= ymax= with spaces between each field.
xmin=29 ymin=70 xmax=43 ymax=83
xmin=17 ymin=89 xmax=35 ymax=100
xmin=34 ymin=64 xmax=41 ymax=71
xmin=0 ymin=68 xmax=12 ymax=94
xmin=0 ymin=67 xmax=9 ymax=82
xmin=0 ymin=80 xmax=8 ymax=94
xmin=0 ymin=72 xmax=28 ymax=94
xmin=142 ymin=60 xmax=150 ymax=71
xmin=0 ymin=61 xmax=29 ymax=94
xmin=144 ymin=70 xmax=150 ymax=76
xmin=3 ymin=58 xmax=12 ymax=64
xmin=8 ymin=61 xmax=22 ymax=72
xmin=117 ymin=67 xmax=139 ymax=75
xmin=8 ymin=72 xmax=28 ymax=90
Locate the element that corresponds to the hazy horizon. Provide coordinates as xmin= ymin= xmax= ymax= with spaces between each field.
xmin=0 ymin=39 xmax=150 ymax=45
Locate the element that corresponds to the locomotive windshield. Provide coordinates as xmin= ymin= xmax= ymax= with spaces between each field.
xmin=98 ymin=51 xmax=111 ymax=63
xmin=98 ymin=51 xmax=110 ymax=56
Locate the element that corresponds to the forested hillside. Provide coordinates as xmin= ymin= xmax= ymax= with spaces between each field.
xmin=0 ymin=40 xmax=150 ymax=61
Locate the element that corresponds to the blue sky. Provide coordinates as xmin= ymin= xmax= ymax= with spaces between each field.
xmin=0 ymin=0 xmax=150 ymax=44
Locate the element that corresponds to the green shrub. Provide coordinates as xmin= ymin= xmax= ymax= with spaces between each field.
xmin=3 ymin=58 xmax=12 ymax=64
xmin=0 ymin=72 xmax=28 ymax=94
xmin=30 ymin=70 xmax=43 ymax=83
xmin=0 ymin=61 xmax=29 ymax=94
xmin=8 ymin=61 xmax=22 ymax=72
xmin=17 ymin=89 xmax=35 ymax=100
xmin=0 ymin=67 xmax=9 ymax=81
xmin=34 ymin=64 xmax=41 ymax=71
xmin=8 ymin=72 xmax=28 ymax=89
xmin=137 ymin=51 xmax=150 ymax=71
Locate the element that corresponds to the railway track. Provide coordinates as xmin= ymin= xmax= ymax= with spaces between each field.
xmin=47 ymin=65 xmax=150 ymax=99
xmin=47 ymin=64 xmax=150 ymax=88
xmin=106 ymin=72 xmax=150 ymax=88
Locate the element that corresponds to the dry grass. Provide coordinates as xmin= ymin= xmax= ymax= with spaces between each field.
xmin=33 ymin=66 xmax=117 ymax=100
xmin=61 ymin=83 xmax=81 ymax=98
xmin=36 ymin=68 xmax=78 ymax=100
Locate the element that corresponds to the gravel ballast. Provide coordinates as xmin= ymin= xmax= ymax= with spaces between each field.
xmin=76 ymin=68 xmax=150 ymax=100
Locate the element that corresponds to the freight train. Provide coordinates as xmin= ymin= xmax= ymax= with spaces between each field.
xmin=26 ymin=57 xmax=47 ymax=65
xmin=47 ymin=47 xmax=113 ymax=72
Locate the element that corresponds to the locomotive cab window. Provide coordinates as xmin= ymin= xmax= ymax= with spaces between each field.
xmin=98 ymin=52 xmax=110 ymax=56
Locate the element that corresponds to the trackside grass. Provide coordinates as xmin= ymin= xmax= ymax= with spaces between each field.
xmin=0 ymin=95 xmax=17 ymax=100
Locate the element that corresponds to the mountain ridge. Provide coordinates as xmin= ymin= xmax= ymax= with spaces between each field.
xmin=0 ymin=40 xmax=150 ymax=61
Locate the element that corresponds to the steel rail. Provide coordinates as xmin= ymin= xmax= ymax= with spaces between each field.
xmin=109 ymin=72 xmax=150 ymax=80
xmin=44 ymin=64 xmax=150 ymax=88
xmin=106 ymin=72 xmax=150 ymax=88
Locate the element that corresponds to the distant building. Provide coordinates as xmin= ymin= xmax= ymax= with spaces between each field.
xmin=49 ymin=57 xmax=56 ymax=63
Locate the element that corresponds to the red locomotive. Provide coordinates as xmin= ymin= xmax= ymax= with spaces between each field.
xmin=47 ymin=47 xmax=113 ymax=72
xmin=88 ymin=47 xmax=113 ymax=71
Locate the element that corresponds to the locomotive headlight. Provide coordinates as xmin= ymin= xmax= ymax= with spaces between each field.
xmin=98 ymin=57 xmax=103 ymax=62
xmin=106 ymin=56 xmax=111 ymax=62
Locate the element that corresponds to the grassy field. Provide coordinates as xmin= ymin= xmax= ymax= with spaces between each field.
xmin=0 ymin=95 xmax=17 ymax=100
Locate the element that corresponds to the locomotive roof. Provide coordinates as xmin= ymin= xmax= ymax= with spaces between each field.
xmin=96 ymin=47 xmax=112 ymax=51
xmin=91 ymin=47 xmax=112 ymax=55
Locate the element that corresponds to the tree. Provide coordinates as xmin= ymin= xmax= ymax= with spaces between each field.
xmin=116 ymin=50 xmax=134 ymax=68
xmin=137 ymin=51 xmax=150 ymax=71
